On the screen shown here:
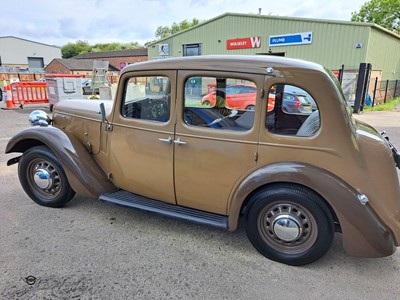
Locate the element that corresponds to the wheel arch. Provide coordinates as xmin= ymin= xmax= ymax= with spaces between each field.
xmin=227 ymin=162 xmax=396 ymax=258
xmin=241 ymin=181 xmax=339 ymax=227
xmin=6 ymin=126 xmax=116 ymax=198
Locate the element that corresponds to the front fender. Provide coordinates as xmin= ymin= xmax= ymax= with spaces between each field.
xmin=6 ymin=126 xmax=116 ymax=198
xmin=228 ymin=162 xmax=395 ymax=258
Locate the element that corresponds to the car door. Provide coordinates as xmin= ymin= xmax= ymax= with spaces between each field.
xmin=108 ymin=71 xmax=176 ymax=204
xmin=173 ymin=71 xmax=263 ymax=215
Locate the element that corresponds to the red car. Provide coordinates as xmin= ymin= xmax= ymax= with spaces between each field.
xmin=201 ymin=84 xmax=257 ymax=110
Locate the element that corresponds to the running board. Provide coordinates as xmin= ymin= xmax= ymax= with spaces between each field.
xmin=99 ymin=190 xmax=228 ymax=230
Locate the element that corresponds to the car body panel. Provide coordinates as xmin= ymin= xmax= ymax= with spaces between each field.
xmin=227 ymin=162 xmax=396 ymax=257
xmin=5 ymin=126 xmax=116 ymax=198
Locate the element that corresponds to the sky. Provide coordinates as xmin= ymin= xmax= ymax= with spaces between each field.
xmin=0 ymin=0 xmax=367 ymax=47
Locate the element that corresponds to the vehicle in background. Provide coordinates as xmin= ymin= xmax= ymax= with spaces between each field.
xmin=82 ymin=79 xmax=99 ymax=95
xmin=201 ymin=84 xmax=257 ymax=110
xmin=202 ymin=84 xmax=313 ymax=114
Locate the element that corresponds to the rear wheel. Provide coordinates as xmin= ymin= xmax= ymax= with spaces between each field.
xmin=245 ymin=105 xmax=255 ymax=111
xmin=202 ymin=100 xmax=211 ymax=107
xmin=18 ymin=146 xmax=75 ymax=207
xmin=245 ymin=184 xmax=334 ymax=265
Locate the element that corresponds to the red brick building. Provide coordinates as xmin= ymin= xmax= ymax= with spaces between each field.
xmin=72 ymin=48 xmax=148 ymax=70
xmin=44 ymin=58 xmax=119 ymax=77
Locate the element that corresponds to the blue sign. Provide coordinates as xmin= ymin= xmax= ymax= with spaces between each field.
xmin=269 ymin=32 xmax=313 ymax=47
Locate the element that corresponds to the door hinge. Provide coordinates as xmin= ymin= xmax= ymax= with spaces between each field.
xmin=86 ymin=142 xmax=93 ymax=154
xmin=260 ymin=89 xmax=265 ymax=98
xmin=254 ymin=152 xmax=258 ymax=162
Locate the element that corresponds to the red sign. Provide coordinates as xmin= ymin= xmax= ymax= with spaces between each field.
xmin=227 ymin=36 xmax=261 ymax=50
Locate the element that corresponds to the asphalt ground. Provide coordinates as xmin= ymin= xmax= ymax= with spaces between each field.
xmin=0 ymin=101 xmax=399 ymax=299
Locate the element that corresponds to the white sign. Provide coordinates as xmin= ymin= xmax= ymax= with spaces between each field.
xmin=159 ymin=44 xmax=169 ymax=56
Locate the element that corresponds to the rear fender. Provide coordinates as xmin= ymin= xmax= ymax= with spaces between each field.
xmin=6 ymin=126 xmax=116 ymax=198
xmin=228 ymin=162 xmax=395 ymax=258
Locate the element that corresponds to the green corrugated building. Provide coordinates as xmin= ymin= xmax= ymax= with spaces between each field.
xmin=147 ymin=13 xmax=400 ymax=81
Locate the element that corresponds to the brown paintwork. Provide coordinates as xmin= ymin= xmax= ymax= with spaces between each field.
xmin=6 ymin=55 xmax=400 ymax=258
xmin=5 ymin=126 xmax=116 ymax=198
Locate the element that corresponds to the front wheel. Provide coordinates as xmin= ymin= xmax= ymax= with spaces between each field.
xmin=18 ymin=146 xmax=75 ymax=207
xmin=245 ymin=184 xmax=334 ymax=266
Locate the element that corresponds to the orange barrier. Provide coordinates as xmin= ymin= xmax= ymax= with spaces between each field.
xmin=10 ymin=82 xmax=48 ymax=107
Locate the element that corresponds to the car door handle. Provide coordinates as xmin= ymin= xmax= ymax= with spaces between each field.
xmin=174 ymin=138 xmax=186 ymax=145
xmin=158 ymin=137 xmax=173 ymax=144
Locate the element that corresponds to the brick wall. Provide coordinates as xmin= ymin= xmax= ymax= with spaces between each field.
xmin=44 ymin=60 xmax=71 ymax=74
xmin=108 ymin=55 xmax=148 ymax=70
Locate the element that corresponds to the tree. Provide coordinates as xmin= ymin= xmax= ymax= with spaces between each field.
xmin=155 ymin=18 xmax=201 ymax=39
xmin=351 ymin=0 xmax=400 ymax=33
xmin=61 ymin=40 xmax=92 ymax=58
xmin=61 ymin=41 xmax=143 ymax=58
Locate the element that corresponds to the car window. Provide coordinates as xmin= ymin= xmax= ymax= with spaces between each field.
xmin=121 ymin=76 xmax=170 ymax=123
xmin=266 ymin=84 xmax=320 ymax=137
xmin=184 ymin=76 xmax=256 ymax=131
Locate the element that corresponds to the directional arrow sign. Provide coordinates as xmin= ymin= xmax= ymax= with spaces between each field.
xmin=269 ymin=32 xmax=313 ymax=47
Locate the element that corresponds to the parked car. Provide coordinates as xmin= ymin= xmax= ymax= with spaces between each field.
xmin=5 ymin=55 xmax=400 ymax=266
xmin=281 ymin=92 xmax=312 ymax=114
xmin=201 ymin=84 xmax=257 ymax=110
xmin=81 ymin=79 xmax=99 ymax=95
xmin=202 ymin=85 xmax=313 ymax=114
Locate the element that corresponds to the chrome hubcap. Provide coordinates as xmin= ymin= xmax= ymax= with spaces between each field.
xmin=33 ymin=169 xmax=52 ymax=189
xmin=272 ymin=215 xmax=301 ymax=242
xmin=258 ymin=202 xmax=317 ymax=254
xmin=28 ymin=159 xmax=62 ymax=198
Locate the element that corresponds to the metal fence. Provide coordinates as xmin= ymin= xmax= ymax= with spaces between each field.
xmin=370 ymin=79 xmax=400 ymax=106
xmin=0 ymin=67 xmax=45 ymax=73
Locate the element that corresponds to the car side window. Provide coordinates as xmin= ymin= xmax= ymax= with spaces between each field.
xmin=121 ymin=76 xmax=170 ymax=123
xmin=184 ymin=76 xmax=256 ymax=131
xmin=266 ymin=84 xmax=320 ymax=136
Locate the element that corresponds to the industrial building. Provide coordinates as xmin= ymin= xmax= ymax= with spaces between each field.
xmin=147 ymin=13 xmax=400 ymax=81
xmin=0 ymin=36 xmax=61 ymax=71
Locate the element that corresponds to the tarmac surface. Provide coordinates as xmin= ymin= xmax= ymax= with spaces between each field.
xmin=0 ymin=100 xmax=399 ymax=299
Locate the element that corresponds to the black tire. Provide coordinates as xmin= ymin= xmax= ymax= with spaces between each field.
xmin=245 ymin=184 xmax=334 ymax=266
xmin=245 ymin=105 xmax=255 ymax=111
xmin=18 ymin=146 xmax=75 ymax=208
xmin=202 ymin=100 xmax=211 ymax=107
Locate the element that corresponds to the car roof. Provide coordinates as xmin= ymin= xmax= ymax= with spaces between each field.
xmin=122 ymin=55 xmax=325 ymax=75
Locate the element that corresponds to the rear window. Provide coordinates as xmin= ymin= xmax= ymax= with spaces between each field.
xmin=266 ymin=84 xmax=320 ymax=137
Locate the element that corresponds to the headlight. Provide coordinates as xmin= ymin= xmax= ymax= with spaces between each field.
xmin=29 ymin=110 xmax=50 ymax=126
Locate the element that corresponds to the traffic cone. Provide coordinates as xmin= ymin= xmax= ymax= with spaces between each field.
xmin=4 ymin=81 xmax=16 ymax=109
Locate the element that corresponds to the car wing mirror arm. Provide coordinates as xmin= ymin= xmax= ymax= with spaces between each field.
xmin=99 ymin=103 xmax=112 ymax=131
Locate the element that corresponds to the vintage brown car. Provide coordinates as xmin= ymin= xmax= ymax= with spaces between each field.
xmin=5 ymin=55 xmax=400 ymax=266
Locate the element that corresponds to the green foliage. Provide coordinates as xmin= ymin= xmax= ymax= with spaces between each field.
xmin=351 ymin=0 xmax=400 ymax=33
xmin=61 ymin=40 xmax=91 ymax=58
xmin=61 ymin=41 xmax=143 ymax=58
xmin=363 ymin=96 xmax=400 ymax=111
xmin=155 ymin=18 xmax=201 ymax=39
